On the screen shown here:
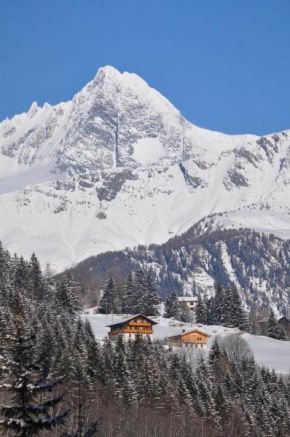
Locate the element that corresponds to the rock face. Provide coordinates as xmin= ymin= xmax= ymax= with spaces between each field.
xmin=0 ymin=66 xmax=290 ymax=278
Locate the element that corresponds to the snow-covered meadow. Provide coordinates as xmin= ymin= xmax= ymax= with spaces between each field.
xmin=83 ymin=311 xmax=290 ymax=374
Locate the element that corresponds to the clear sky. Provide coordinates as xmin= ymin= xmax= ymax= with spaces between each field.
xmin=1 ymin=0 xmax=289 ymax=135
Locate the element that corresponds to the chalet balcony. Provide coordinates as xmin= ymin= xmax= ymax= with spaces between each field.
xmin=109 ymin=327 xmax=154 ymax=336
xmin=128 ymin=321 xmax=152 ymax=327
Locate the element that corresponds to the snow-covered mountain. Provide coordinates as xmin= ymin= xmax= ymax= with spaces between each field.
xmin=1 ymin=66 xmax=290 ymax=272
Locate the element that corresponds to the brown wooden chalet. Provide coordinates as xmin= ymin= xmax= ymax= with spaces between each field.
xmin=168 ymin=328 xmax=210 ymax=348
xmin=107 ymin=314 xmax=158 ymax=342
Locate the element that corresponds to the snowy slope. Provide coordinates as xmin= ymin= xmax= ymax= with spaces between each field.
xmin=83 ymin=312 xmax=290 ymax=374
xmin=0 ymin=66 xmax=290 ymax=270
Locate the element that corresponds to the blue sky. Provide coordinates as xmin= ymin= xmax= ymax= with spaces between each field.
xmin=1 ymin=0 xmax=289 ymax=135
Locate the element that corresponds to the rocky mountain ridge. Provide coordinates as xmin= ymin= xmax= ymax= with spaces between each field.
xmin=0 ymin=66 xmax=290 ymax=276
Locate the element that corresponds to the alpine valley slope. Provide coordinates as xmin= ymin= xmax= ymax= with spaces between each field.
xmin=0 ymin=66 xmax=290 ymax=272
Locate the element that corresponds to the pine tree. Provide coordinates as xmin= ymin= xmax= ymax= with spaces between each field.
xmin=122 ymin=271 xmax=135 ymax=314
xmin=208 ymin=337 xmax=222 ymax=367
xmin=142 ymin=274 xmax=159 ymax=316
xmin=268 ymin=308 xmax=287 ymax=340
xmin=177 ymin=302 xmax=193 ymax=323
xmin=164 ymin=290 xmax=179 ymax=318
xmin=13 ymin=256 xmax=31 ymax=294
xmin=212 ymin=284 xmax=225 ymax=325
xmin=0 ymin=290 xmax=67 ymax=436
xmin=206 ymin=297 xmax=214 ymax=325
xmin=196 ymin=295 xmax=208 ymax=324
xmin=133 ymin=269 xmax=147 ymax=314
xmin=56 ymin=273 xmax=81 ymax=316
xmin=29 ymin=253 xmax=46 ymax=301
xmin=98 ymin=277 xmax=117 ymax=314
xmin=225 ymin=283 xmax=248 ymax=330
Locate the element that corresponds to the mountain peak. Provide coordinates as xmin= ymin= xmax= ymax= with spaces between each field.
xmin=94 ymin=65 xmax=122 ymax=82
xmin=27 ymin=101 xmax=39 ymax=118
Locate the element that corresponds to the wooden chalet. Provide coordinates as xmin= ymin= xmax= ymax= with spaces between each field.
xmin=168 ymin=328 xmax=210 ymax=348
xmin=107 ymin=314 xmax=158 ymax=342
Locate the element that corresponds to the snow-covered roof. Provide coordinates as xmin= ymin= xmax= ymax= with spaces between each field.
xmin=178 ymin=297 xmax=198 ymax=302
xmin=168 ymin=328 xmax=210 ymax=339
xmin=106 ymin=314 xmax=158 ymax=328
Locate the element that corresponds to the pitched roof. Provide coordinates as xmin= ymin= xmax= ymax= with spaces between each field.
xmin=178 ymin=297 xmax=198 ymax=302
xmin=168 ymin=328 xmax=210 ymax=339
xmin=106 ymin=314 xmax=158 ymax=328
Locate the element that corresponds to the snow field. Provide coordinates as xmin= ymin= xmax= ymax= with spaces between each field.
xmin=83 ymin=311 xmax=290 ymax=374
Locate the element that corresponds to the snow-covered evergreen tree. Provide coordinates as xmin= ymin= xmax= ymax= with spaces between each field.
xmin=196 ymin=295 xmax=208 ymax=324
xmin=268 ymin=308 xmax=287 ymax=340
xmin=29 ymin=253 xmax=46 ymax=301
xmin=177 ymin=302 xmax=193 ymax=323
xmin=164 ymin=290 xmax=180 ymax=318
xmin=212 ymin=284 xmax=225 ymax=325
xmin=142 ymin=274 xmax=159 ymax=316
xmin=56 ymin=273 xmax=81 ymax=316
xmin=225 ymin=283 xmax=248 ymax=330
xmin=121 ymin=271 xmax=135 ymax=314
xmin=98 ymin=277 xmax=117 ymax=314
xmin=133 ymin=269 xmax=147 ymax=314
xmin=0 ymin=291 xmax=67 ymax=436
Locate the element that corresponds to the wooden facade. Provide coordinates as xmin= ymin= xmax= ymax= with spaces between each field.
xmin=107 ymin=314 xmax=157 ymax=342
xmin=168 ymin=329 xmax=210 ymax=348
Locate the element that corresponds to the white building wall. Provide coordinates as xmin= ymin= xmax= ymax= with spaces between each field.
xmin=110 ymin=332 xmax=153 ymax=342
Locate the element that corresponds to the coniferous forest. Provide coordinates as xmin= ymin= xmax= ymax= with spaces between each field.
xmin=1 ymin=242 xmax=290 ymax=436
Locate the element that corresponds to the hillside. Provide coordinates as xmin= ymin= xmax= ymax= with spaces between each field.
xmin=83 ymin=310 xmax=290 ymax=374
xmin=67 ymin=225 xmax=290 ymax=315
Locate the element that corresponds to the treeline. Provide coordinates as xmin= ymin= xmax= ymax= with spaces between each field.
xmin=196 ymin=283 xmax=249 ymax=330
xmin=99 ymin=270 xmax=159 ymax=316
xmin=165 ymin=283 xmax=248 ymax=329
xmin=165 ymin=283 xmax=290 ymax=340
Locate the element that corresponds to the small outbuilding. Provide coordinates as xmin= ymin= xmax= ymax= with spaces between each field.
xmin=107 ymin=314 xmax=158 ymax=342
xmin=168 ymin=328 xmax=210 ymax=348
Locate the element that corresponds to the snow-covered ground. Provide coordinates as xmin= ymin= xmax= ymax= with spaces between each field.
xmin=83 ymin=311 xmax=290 ymax=374
xmin=1 ymin=65 xmax=290 ymax=272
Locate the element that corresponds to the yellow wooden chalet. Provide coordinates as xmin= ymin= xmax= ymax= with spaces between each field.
xmin=168 ymin=328 xmax=210 ymax=348
xmin=107 ymin=314 xmax=158 ymax=342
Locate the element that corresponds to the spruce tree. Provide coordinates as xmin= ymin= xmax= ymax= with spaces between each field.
xmin=177 ymin=302 xmax=193 ymax=323
xmin=212 ymin=284 xmax=225 ymax=325
xmin=122 ymin=271 xmax=135 ymax=314
xmin=98 ymin=277 xmax=116 ymax=314
xmin=226 ymin=283 xmax=248 ymax=330
xmin=29 ymin=253 xmax=46 ymax=301
xmin=133 ymin=269 xmax=147 ymax=314
xmin=0 ymin=290 xmax=67 ymax=436
xmin=268 ymin=308 xmax=287 ymax=340
xmin=164 ymin=290 xmax=179 ymax=318
xmin=142 ymin=274 xmax=159 ymax=316
xmin=56 ymin=273 xmax=81 ymax=317
xmin=196 ymin=295 xmax=208 ymax=324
